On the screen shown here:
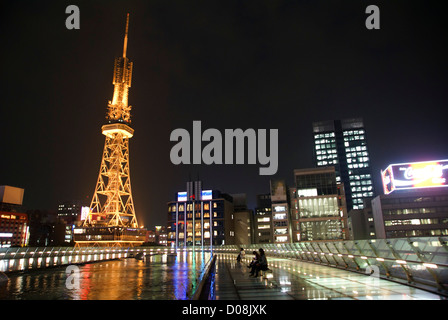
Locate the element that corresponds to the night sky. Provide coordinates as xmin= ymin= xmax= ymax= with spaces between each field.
xmin=1 ymin=1 xmax=447 ymax=228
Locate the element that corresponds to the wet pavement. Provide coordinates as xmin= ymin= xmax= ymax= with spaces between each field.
xmin=214 ymin=253 xmax=446 ymax=300
xmin=1 ymin=251 xmax=446 ymax=300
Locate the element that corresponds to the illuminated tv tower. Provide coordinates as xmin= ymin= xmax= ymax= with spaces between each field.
xmin=75 ymin=14 xmax=145 ymax=247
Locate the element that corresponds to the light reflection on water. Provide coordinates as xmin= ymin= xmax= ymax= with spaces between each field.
xmin=0 ymin=251 xmax=211 ymax=300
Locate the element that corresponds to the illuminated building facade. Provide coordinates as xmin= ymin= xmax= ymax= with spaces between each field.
xmin=254 ymin=194 xmax=273 ymax=244
xmin=312 ymin=118 xmax=374 ymax=211
xmin=270 ymin=180 xmax=291 ymax=243
xmin=290 ymin=167 xmax=349 ymax=242
xmin=74 ymin=14 xmax=145 ymax=247
xmin=154 ymin=226 xmax=168 ymax=246
xmin=167 ymin=180 xmax=235 ymax=247
xmin=0 ymin=212 xmax=28 ymax=248
xmin=57 ymin=200 xmax=83 ymax=223
xmin=372 ymin=188 xmax=448 ymax=238
xmin=57 ymin=200 xmax=88 ymax=244
xmin=373 ymin=160 xmax=448 ymax=238
xmin=0 ymin=186 xmax=28 ymax=247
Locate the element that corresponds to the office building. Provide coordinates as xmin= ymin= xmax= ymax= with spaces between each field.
xmin=231 ymin=194 xmax=253 ymax=245
xmin=154 ymin=226 xmax=168 ymax=246
xmin=167 ymin=180 xmax=235 ymax=247
xmin=347 ymin=199 xmax=376 ymax=240
xmin=373 ymin=159 xmax=448 ymax=238
xmin=0 ymin=212 xmax=28 ymax=248
xmin=372 ymin=188 xmax=448 ymax=238
xmin=254 ymin=194 xmax=273 ymax=244
xmin=312 ymin=118 xmax=374 ymax=211
xmin=270 ymin=180 xmax=291 ymax=243
xmin=0 ymin=186 xmax=28 ymax=247
xmin=57 ymin=200 xmax=83 ymax=223
xmin=145 ymin=229 xmax=156 ymax=245
xmin=144 ymin=226 xmax=169 ymax=246
xmin=291 ymin=167 xmax=349 ymax=242
xmin=58 ymin=200 xmax=87 ymax=244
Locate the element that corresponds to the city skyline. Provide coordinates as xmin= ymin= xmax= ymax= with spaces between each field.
xmin=1 ymin=1 xmax=447 ymax=228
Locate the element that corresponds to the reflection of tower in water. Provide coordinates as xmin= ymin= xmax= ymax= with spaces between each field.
xmin=74 ymin=14 xmax=145 ymax=247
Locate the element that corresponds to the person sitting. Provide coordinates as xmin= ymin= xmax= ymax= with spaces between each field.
xmin=252 ymin=248 xmax=269 ymax=277
xmin=248 ymin=251 xmax=260 ymax=275
xmin=236 ymin=248 xmax=245 ymax=263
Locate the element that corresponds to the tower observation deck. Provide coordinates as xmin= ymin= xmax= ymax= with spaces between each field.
xmin=74 ymin=14 xmax=146 ymax=247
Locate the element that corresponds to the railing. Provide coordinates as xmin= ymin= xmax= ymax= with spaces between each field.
xmin=0 ymin=246 xmax=176 ymax=273
xmin=214 ymin=236 xmax=448 ymax=296
xmin=2 ymin=237 xmax=447 ymax=295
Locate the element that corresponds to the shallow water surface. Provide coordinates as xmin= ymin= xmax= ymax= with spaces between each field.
xmin=0 ymin=251 xmax=211 ymax=300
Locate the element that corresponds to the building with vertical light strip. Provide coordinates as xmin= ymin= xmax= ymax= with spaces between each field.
xmin=312 ymin=118 xmax=374 ymax=211
xmin=270 ymin=180 xmax=291 ymax=243
xmin=167 ymin=180 xmax=235 ymax=247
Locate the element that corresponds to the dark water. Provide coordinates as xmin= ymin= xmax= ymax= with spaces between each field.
xmin=0 ymin=251 xmax=212 ymax=300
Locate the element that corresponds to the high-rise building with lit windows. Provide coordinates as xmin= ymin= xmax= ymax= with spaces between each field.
xmin=312 ymin=118 xmax=374 ymax=211
xmin=167 ymin=180 xmax=235 ymax=247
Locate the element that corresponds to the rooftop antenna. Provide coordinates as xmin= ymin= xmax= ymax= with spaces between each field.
xmin=123 ymin=13 xmax=130 ymax=58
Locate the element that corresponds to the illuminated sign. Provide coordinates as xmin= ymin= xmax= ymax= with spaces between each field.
xmin=201 ymin=190 xmax=213 ymax=200
xmin=177 ymin=192 xmax=187 ymax=202
xmin=81 ymin=206 xmax=90 ymax=221
xmin=274 ymin=205 xmax=286 ymax=212
xmin=1 ymin=214 xmax=16 ymax=220
xmin=297 ymin=188 xmax=318 ymax=197
xmin=0 ymin=233 xmax=13 ymax=237
xmin=381 ymin=159 xmax=448 ymax=194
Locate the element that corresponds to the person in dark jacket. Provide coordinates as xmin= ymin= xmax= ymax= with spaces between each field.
xmin=248 ymin=251 xmax=260 ymax=275
xmin=236 ymin=248 xmax=245 ymax=262
xmin=251 ymin=248 xmax=269 ymax=277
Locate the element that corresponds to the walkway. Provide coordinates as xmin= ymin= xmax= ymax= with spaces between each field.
xmin=213 ymin=253 xmax=445 ymax=300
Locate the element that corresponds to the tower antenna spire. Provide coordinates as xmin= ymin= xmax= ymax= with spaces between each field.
xmin=123 ymin=13 xmax=130 ymax=58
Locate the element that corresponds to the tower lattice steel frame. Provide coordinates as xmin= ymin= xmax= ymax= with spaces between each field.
xmin=75 ymin=14 xmax=145 ymax=247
